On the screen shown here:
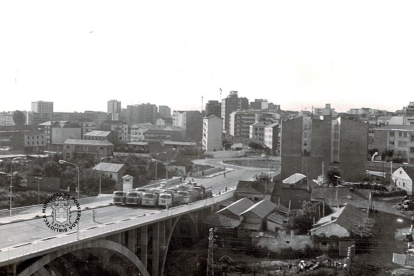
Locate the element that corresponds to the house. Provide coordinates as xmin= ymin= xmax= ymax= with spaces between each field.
xmin=11 ymin=131 xmax=46 ymax=153
xmin=271 ymin=181 xmax=311 ymax=210
xmin=266 ymin=205 xmax=290 ymax=233
xmin=238 ymin=199 xmax=278 ymax=238
xmin=63 ymin=139 xmax=113 ymax=160
xmin=235 ymin=180 xmax=275 ymax=202
xmin=310 ymin=203 xmax=368 ymax=238
xmin=391 ymin=167 xmax=414 ymax=195
xmin=92 ymin=162 xmax=126 ymax=184
xmin=311 ymin=187 xmax=372 ymax=210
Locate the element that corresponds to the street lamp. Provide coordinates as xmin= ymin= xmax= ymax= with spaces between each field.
xmin=59 ymin=159 xmax=80 ymax=240
xmin=10 ymin=157 xmax=24 ymax=216
xmin=99 ymin=157 xmax=112 ymax=201
xmin=152 ymin=158 xmax=168 ymax=181
xmin=59 ymin=160 xmax=80 ymax=199
xmin=35 ymin=176 xmax=43 ymax=204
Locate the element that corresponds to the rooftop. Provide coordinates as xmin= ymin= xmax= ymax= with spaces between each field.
xmin=377 ymin=125 xmax=414 ymax=131
xmin=217 ymin=198 xmax=255 ymax=216
xmin=240 ymin=199 xmax=277 ymax=218
xmin=311 ymin=187 xmax=371 ymax=209
xmin=92 ymin=162 xmax=125 ymax=172
xmin=84 ymin=130 xmax=112 ymax=137
xmin=63 ymin=139 xmax=113 ymax=146
xmin=163 ymin=141 xmax=196 ymax=146
xmin=282 ymin=173 xmax=307 ymax=185
xmin=236 ymin=180 xmax=274 ymax=195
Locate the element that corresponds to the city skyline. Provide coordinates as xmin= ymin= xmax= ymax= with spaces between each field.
xmin=1 ymin=1 xmax=414 ymax=113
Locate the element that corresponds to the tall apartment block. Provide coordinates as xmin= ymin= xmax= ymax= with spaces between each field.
xmin=173 ymin=110 xmax=203 ymax=142
xmin=205 ymin=100 xmax=221 ymax=117
xmin=221 ymin=91 xmax=249 ymax=132
xmin=123 ymin=103 xmax=158 ymax=124
xmin=202 ymin=115 xmax=223 ymax=152
xmin=107 ymin=100 xmax=122 ymax=121
xmin=31 ymin=101 xmax=54 ymax=115
xmin=158 ymin=105 xmax=172 ymax=118
xmin=281 ymin=116 xmax=368 ymax=182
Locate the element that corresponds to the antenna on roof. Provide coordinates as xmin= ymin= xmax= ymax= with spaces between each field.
xmin=201 ymin=96 xmax=204 ymax=112
xmin=220 ymin=88 xmax=222 ymax=100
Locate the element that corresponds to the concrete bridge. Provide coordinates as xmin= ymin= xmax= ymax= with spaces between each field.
xmin=0 ymin=190 xmax=234 ymax=276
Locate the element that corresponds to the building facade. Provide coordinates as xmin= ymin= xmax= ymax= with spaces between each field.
xmin=281 ymin=116 xmax=368 ymax=182
xmin=12 ymin=131 xmax=46 ymax=153
xmin=264 ymin=123 xmax=279 ymax=155
xmin=83 ymin=130 xmax=119 ymax=144
xmin=107 ymin=100 xmax=122 ymax=121
xmin=100 ymin=121 xmax=129 ymax=142
xmin=173 ymin=110 xmax=203 ymax=141
xmin=51 ymin=122 xmax=82 ymax=149
xmin=77 ymin=119 xmax=96 ymax=139
xmin=158 ymin=105 xmax=171 ymax=118
xmin=31 ymin=101 xmax=54 ymax=115
xmin=221 ymin=91 xmax=249 ymax=132
xmin=205 ymin=100 xmax=221 ymax=117
xmin=63 ymin=139 xmax=114 ymax=160
xmin=202 ymin=115 xmax=223 ymax=152
xmin=229 ymin=110 xmax=256 ymax=140
xmin=0 ymin=112 xmax=15 ymax=126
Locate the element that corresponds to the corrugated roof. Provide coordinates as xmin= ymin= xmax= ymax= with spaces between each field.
xmin=377 ymin=125 xmax=414 ymax=131
xmin=127 ymin=142 xmax=149 ymax=146
xmin=217 ymin=198 xmax=255 ymax=216
xmin=282 ymin=173 xmax=306 ymax=184
xmin=240 ymin=199 xmax=277 ymax=218
xmin=93 ymin=162 xmax=125 ymax=172
xmin=163 ymin=141 xmax=196 ymax=146
xmin=84 ymin=130 xmax=112 ymax=137
xmin=63 ymin=139 xmax=113 ymax=146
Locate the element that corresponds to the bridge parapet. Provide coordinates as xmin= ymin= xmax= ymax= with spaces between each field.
xmin=0 ymin=187 xmax=236 ymax=267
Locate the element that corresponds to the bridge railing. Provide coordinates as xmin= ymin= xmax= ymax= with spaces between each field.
xmin=0 ymin=187 xmax=236 ymax=264
xmin=0 ymin=195 xmax=114 ymax=219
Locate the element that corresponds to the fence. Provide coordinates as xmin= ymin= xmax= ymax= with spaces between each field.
xmin=0 ymin=195 xmax=114 ymax=218
xmin=191 ymin=166 xmax=225 ymax=178
xmin=204 ymin=151 xmax=245 ymax=159
xmin=0 ymin=188 xmax=236 ymax=264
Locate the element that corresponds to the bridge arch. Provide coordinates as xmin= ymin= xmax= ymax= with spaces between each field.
xmin=161 ymin=213 xmax=199 ymax=275
xmin=18 ymin=239 xmax=150 ymax=276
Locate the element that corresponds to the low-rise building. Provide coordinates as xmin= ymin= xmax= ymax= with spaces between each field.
xmin=235 ymin=180 xmax=275 ymax=202
xmin=51 ymin=122 xmax=82 ymax=150
xmin=63 ymin=139 xmax=113 ymax=160
xmin=101 ymin=120 xmax=129 ymax=142
xmin=156 ymin=118 xmax=173 ymax=126
xmin=77 ymin=118 xmax=96 ymax=139
xmin=311 ymin=187 xmax=372 ymax=210
xmin=310 ymin=203 xmax=368 ymax=238
xmin=92 ymin=162 xmax=126 ymax=184
xmin=83 ymin=130 xmax=119 ymax=144
xmin=12 ymin=131 xmax=46 ymax=153
xmin=391 ymin=167 xmax=414 ymax=195
xmin=238 ymin=199 xmax=278 ymax=237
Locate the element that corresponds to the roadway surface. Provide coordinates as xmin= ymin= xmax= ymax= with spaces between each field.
xmin=0 ymin=158 xmax=279 ymax=249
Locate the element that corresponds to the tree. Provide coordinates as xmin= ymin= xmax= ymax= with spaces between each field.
xmin=253 ymin=173 xmax=271 ymax=182
xmin=248 ymin=141 xmax=265 ymax=151
xmin=12 ymin=110 xmax=26 ymax=129
xmin=353 ymin=218 xmax=375 ymax=238
xmin=325 ymin=167 xmax=341 ymax=186
xmin=286 ymin=201 xmax=318 ymax=235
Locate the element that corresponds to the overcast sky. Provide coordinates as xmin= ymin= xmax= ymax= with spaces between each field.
xmin=1 ymin=1 xmax=414 ymax=113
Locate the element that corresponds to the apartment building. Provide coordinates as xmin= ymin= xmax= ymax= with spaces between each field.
xmin=158 ymin=105 xmax=172 ymax=118
xmin=229 ymin=110 xmax=257 ymax=141
xmin=63 ymin=139 xmax=113 ymax=160
xmin=31 ymin=101 xmax=54 ymax=115
xmin=202 ymin=115 xmax=223 ymax=152
xmin=173 ymin=110 xmax=203 ymax=141
xmin=107 ymin=100 xmax=121 ymax=121
xmin=205 ymin=100 xmax=221 ymax=117
xmin=264 ymin=123 xmax=279 ymax=155
xmin=0 ymin=112 xmax=14 ymax=126
xmin=221 ymin=91 xmax=249 ymax=132
xmin=281 ymin=116 xmax=368 ymax=181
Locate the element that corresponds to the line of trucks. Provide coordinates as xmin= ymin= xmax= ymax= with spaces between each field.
xmin=112 ymin=181 xmax=213 ymax=208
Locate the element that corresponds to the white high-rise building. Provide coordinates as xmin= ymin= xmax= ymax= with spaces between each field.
xmin=31 ymin=101 xmax=54 ymax=114
xmin=202 ymin=115 xmax=223 ymax=152
xmin=107 ymin=100 xmax=122 ymax=121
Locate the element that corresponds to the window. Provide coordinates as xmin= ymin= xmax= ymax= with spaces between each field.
xmin=411 ymin=147 xmax=414 ymax=153
xmin=399 ymin=132 xmax=402 ymax=137
xmin=109 ymin=174 xmax=113 ymax=179
xmin=411 ymin=136 xmax=414 ymax=142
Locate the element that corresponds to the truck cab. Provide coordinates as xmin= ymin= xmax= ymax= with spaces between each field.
xmin=125 ymin=191 xmax=143 ymax=205
xmin=113 ymin=191 xmax=126 ymax=205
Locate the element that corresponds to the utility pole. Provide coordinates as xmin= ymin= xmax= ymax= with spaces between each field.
xmin=207 ymin=228 xmax=215 ymax=276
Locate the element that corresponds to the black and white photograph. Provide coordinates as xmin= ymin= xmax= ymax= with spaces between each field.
xmin=1 ymin=1 xmax=414 ymax=275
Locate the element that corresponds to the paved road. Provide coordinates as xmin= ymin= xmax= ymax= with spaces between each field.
xmin=0 ymin=160 xmax=273 ymax=249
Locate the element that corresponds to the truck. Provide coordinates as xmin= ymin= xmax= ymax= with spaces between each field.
xmin=193 ymin=185 xmax=213 ymax=200
xmin=113 ymin=191 xmax=127 ymax=205
xmin=125 ymin=191 xmax=143 ymax=206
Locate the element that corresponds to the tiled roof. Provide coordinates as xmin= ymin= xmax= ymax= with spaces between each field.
xmin=63 ymin=139 xmax=113 ymax=146
xmin=202 ymin=213 xmax=241 ymax=228
xmin=84 ymin=130 xmax=112 ymax=137
xmin=282 ymin=173 xmax=307 ymax=185
xmin=311 ymin=203 xmax=368 ymax=235
xmin=267 ymin=212 xmax=288 ymax=225
xmin=217 ymin=198 xmax=255 ymax=216
xmin=240 ymin=199 xmax=277 ymax=218
xmin=93 ymin=162 xmax=125 ymax=172
xmin=311 ymin=187 xmax=371 ymax=209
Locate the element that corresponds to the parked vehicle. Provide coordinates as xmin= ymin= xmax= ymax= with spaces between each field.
xmin=113 ymin=191 xmax=127 ymax=205
xmin=125 ymin=191 xmax=143 ymax=206
xmin=141 ymin=192 xmax=159 ymax=207
xmin=158 ymin=191 xmax=184 ymax=207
